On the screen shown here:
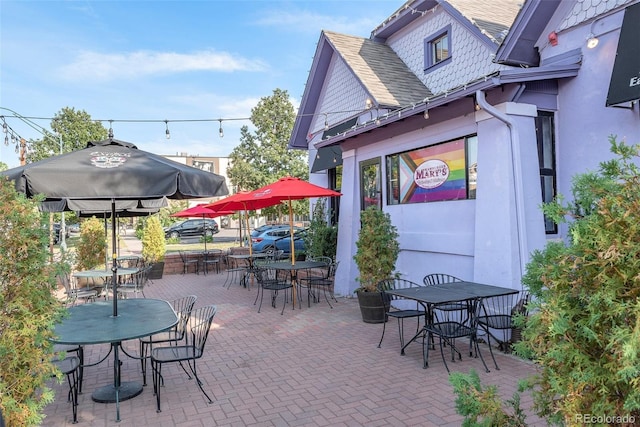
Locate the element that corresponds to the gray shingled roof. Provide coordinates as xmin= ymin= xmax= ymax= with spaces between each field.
xmin=324 ymin=31 xmax=432 ymax=108
xmin=447 ymin=0 xmax=522 ymax=44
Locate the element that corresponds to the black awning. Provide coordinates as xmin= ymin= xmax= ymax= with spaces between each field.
xmin=606 ymin=2 xmax=640 ymax=106
xmin=311 ymin=146 xmax=342 ymax=173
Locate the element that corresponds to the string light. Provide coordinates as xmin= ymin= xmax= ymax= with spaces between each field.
xmin=423 ymin=109 xmax=430 ymax=119
xmin=218 ymin=119 xmax=224 ymax=138
xmin=108 ymin=120 xmax=114 ymax=138
xmin=165 ymin=120 xmax=170 ymax=139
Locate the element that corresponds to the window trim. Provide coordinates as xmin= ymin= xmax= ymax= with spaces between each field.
xmin=424 ymin=25 xmax=452 ymax=72
xmin=359 ymin=158 xmax=382 ymax=210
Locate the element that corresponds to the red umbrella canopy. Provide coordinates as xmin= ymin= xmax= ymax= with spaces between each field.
xmin=172 ymin=204 xmax=234 ymax=218
xmin=204 ymin=191 xmax=280 ymax=212
xmin=250 ymin=176 xmax=341 ymax=202
xmin=249 ymin=177 xmax=341 ymax=263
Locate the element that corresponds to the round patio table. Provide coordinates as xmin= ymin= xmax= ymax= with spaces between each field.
xmin=53 ymin=299 xmax=177 ymax=422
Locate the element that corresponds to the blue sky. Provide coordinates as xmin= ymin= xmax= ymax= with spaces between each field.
xmin=0 ymin=0 xmax=399 ymax=168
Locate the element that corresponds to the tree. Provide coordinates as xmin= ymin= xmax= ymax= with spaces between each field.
xmin=227 ymin=88 xmax=308 ymax=218
xmin=0 ymin=161 xmax=7 ymax=171
xmin=26 ymin=107 xmax=107 ymax=163
xmin=0 ymin=178 xmax=65 ymax=426
xmin=517 ymin=136 xmax=640 ymax=425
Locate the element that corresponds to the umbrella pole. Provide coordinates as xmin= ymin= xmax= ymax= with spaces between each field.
xmin=245 ymin=208 xmax=251 ymax=255
xmin=289 ymin=200 xmax=295 ymax=265
xmin=203 ymin=214 xmax=207 ymax=252
xmin=111 ymin=200 xmax=118 ymax=317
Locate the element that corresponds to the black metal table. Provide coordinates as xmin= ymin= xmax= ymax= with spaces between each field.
xmin=262 ymin=260 xmax=327 ymax=309
xmin=53 ymin=299 xmax=178 ymax=422
xmin=385 ymin=282 xmax=519 ymax=355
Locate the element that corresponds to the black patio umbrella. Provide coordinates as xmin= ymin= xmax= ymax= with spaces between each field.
xmin=1 ymin=138 xmax=229 ymax=316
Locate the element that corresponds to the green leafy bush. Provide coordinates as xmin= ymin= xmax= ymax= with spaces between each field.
xmin=304 ymin=198 xmax=337 ymax=260
xmin=75 ymin=216 xmax=106 ymax=270
xmin=449 ymin=369 xmax=527 ymax=427
xmin=517 ymin=136 xmax=640 ymax=425
xmin=0 ymin=178 xmax=65 ymax=426
xmin=353 ymin=206 xmax=399 ymax=292
xmin=142 ymin=215 xmax=166 ymax=263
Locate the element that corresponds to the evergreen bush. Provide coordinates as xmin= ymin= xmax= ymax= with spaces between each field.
xmin=0 ymin=178 xmax=65 ymax=426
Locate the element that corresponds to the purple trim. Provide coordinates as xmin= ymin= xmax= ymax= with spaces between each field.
xmin=424 ymin=24 xmax=452 ymax=72
xmin=372 ymin=0 xmax=438 ymax=42
xmin=494 ymin=0 xmax=562 ymax=67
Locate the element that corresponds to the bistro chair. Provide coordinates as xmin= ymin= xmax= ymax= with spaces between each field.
xmin=377 ymin=278 xmax=426 ymax=351
xmin=476 ymin=290 xmax=530 ymax=354
xmin=53 ymin=343 xmax=85 ymax=394
xmin=59 ymin=272 xmax=97 ymax=306
xmin=422 ymin=297 xmax=493 ymax=373
xmin=254 ymin=267 xmax=293 ymax=315
xmin=151 ymin=304 xmax=218 ymax=412
xmin=223 ymin=251 xmax=249 ymax=288
xmin=422 ymin=273 xmax=470 ymax=322
xmin=202 ymin=249 xmax=222 ymax=275
xmin=139 ymin=295 xmax=197 ymax=386
xmin=299 ymin=261 xmax=339 ymax=308
xmin=51 ymin=355 xmax=81 ymax=424
xmin=179 ymin=250 xmax=199 ymax=275
xmin=117 ymin=265 xmax=151 ymax=299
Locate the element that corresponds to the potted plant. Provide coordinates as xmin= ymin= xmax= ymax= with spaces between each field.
xmin=141 ymin=215 xmax=166 ymax=279
xmin=353 ymin=206 xmax=400 ymax=323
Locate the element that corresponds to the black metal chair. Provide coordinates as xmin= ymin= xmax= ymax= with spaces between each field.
xmin=223 ymin=252 xmax=249 ymax=288
xmin=377 ymin=278 xmax=426 ymax=351
xmin=53 ymin=343 xmax=85 ymax=394
xmin=52 ymin=355 xmax=81 ymax=424
xmin=151 ymin=304 xmax=218 ymax=412
xmin=139 ymin=295 xmax=197 ymax=385
xmin=299 ymin=261 xmax=339 ymax=308
xmin=422 ymin=297 xmax=493 ymax=373
xmin=202 ymin=249 xmax=222 ymax=275
xmin=477 ymin=290 xmax=530 ymax=353
xmin=254 ymin=267 xmax=293 ymax=315
xmin=59 ymin=272 xmax=97 ymax=306
xmin=117 ymin=265 xmax=151 ymax=298
xmin=422 ymin=273 xmax=470 ymax=322
xmin=179 ymin=250 xmax=199 ymax=275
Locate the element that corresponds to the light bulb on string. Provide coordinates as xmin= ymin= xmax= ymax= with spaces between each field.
xmin=108 ymin=120 xmax=114 ymax=139
xmin=218 ymin=119 xmax=224 ymax=138
xmin=165 ymin=120 xmax=171 ymax=139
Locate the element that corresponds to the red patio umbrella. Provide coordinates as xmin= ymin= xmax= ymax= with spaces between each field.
xmin=171 ymin=204 xmax=234 ymax=251
xmin=205 ymin=191 xmax=281 ymax=254
xmin=247 ymin=177 xmax=341 ymax=263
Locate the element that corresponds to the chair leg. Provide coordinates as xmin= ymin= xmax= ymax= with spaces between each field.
xmin=377 ymin=318 xmax=387 ymax=348
xmin=188 ymin=359 xmax=213 ymax=404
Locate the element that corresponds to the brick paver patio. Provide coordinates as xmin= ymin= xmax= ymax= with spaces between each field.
xmin=43 ymin=252 xmax=543 ymax=426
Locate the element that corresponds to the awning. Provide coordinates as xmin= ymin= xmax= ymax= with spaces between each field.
xmin=311 ymin=146 xmax=342 ymax=172
xmin=606 ymin=2 xmax=640 ymax=106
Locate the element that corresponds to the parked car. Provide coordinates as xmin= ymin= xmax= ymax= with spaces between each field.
xmin=164 ymin=219 xmax=219 ymax=239
xmin=251 ymin=226 xmax=306 ymax=254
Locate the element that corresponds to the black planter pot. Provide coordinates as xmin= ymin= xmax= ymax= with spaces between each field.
xmin=148 ymin=261 xmax=165 ymax=280
xmin=356 ymin=290 xmax=389 ymax=324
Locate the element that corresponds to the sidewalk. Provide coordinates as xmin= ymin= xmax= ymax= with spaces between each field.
xmin=44 ymin=263 xmax=544 ymax=426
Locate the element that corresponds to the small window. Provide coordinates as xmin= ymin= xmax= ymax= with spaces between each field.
xmin=360 ymin=158 xmax=382 ymax=210
xmin=424 ymin=25 xmax=452 ymax=72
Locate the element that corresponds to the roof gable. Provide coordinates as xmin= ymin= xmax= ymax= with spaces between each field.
xmin=324 ymin=31 xmax=431 ymax=108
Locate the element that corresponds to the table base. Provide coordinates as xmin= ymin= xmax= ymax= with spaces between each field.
xmin=92 ymin=381 xmax=143 ymax=403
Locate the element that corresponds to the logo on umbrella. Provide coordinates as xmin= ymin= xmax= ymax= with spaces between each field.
xmin=90 ymin=151 xmax=131 ymax=169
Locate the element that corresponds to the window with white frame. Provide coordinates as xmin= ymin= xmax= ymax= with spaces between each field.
xmin=424 ymin=25 xmax=452 ymax=72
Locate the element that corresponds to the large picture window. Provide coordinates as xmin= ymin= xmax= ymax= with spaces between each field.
xmin=360 ymin=158 xmax=381 ymax=210
xmin=386 ymin=135 xmax=477 ymax=205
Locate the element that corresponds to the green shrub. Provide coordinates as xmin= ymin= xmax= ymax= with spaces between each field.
xmin=517 ymin=136 xmax=640 ymax=425
xmin=142 ymin=215 xmax=166 ymax=263
xmin=449 ymin=369 xmax=527 ymax=427
xmin=74 ymin=216 xmax=106 ymax=270
xmin=304 ymin=198 xmax=338 ymax=260
xmin=0 ymin=178 xmax=65 ymax=426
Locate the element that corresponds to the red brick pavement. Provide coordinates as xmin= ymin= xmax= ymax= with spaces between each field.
xmin=43 ymin=271 xmax=544 ymax=426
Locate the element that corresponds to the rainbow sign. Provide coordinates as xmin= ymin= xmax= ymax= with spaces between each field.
xmin=398 ymin=139 xmax=467 ymax=203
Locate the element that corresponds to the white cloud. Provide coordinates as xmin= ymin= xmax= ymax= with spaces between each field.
xmin=255 ymin=9 xmax=382 ymax=36
xmin=57 ymin=50 xmax=269 ymax=82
